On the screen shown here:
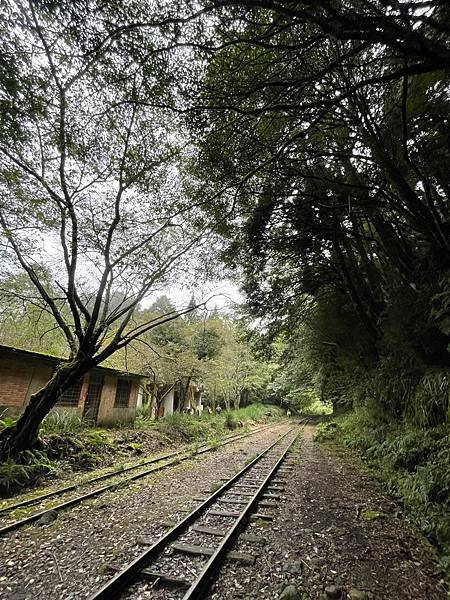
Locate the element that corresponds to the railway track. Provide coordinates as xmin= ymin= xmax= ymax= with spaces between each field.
xmin=88 ymin=426 xmax=301 ymax=600
xmin=0 ymin=424 xmax=278 ymax=536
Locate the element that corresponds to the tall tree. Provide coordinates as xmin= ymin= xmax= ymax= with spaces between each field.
xmin=188 ymin=1 xmax=450 ymax=416
xmin=0 ymin=1 xmax=213 ymax=458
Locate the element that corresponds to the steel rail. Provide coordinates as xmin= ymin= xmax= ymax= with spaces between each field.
xmin=0 ymin=424 xmax=277 ymax=536
xmin=0 ymin=425 xmax=270 ymax=518
xmin=183 ymin=431 xmax=300 ymax=599
xmin=88 ymin=428 xmax=296 ymax=600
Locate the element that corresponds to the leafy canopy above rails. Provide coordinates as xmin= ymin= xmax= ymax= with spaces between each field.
xmin=187 ymin=1 xmax=450 ymax=421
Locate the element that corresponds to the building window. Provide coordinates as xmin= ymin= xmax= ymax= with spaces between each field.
xmin=57 ymin=379 xmax=83 ymax=406
xmin=114 ymin=378 xmax=132 ymax=408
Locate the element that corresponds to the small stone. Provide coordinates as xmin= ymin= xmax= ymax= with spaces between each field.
xmin=324 ymin=584 xmax=341 ymax=599
xmin=240 ymin=533 xmax=267 ymax=544
xmin=161 ymin=520 xmax=177 ymax=528
xmin=279 ymin=584 xmax=302 ymax=600
xmin=283 ymin=561 xmax=303 ymax=575
xmin=310 ymin=557 xmax=326 ymax=570
xmin=136 ymin=536 xmax=151 ymax=546
xmin=228 ymin=551 xmax=256 ymax=565
xmin=37 ymin=510 xmax=58 ymax=526
xmin=348 ymin=589 xmax=369 ymax=600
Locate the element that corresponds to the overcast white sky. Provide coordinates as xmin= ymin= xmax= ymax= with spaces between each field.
xmin=141 ymin=277 xmax=244 ymax=314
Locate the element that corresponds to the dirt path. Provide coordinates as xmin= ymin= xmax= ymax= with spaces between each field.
xmin=0 ymin=423 xmax=290 ymax=599
xmin=209 ymin=425 xmax=447 ymax=600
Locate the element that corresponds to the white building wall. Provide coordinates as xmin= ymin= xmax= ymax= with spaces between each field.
xmin=152 ymin=388 xmax=175 ymax=417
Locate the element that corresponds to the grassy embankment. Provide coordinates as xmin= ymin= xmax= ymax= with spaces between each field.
xmin=0 ymin=403 xmax=283 ymax=496
xmin=315 ymin=409 xmax=450 ymax=579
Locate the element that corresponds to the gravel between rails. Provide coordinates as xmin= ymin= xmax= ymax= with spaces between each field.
xmin=118 ymin=429 xmax=299 ymax=600
xmin=0 ymin=423 xmax=291 ymax=600
xmin=207 ymin=425 xmax=446 ymax=600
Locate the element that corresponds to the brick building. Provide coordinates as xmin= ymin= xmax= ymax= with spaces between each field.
xmin=0 ymin=344 xmax=147 ymax=425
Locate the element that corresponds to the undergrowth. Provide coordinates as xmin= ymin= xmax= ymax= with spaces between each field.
xmin=135 ymin=402 xmax=283 ymax=443
xmin=0 ymin=403 xmax=282 ymax=495
xmin=315 ymin=408 xmax=450 ymax=579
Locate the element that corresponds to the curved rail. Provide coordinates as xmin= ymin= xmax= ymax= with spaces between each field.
xmin=0 ymin=424 xmax=278 ymax=536
xmin=88 ymin=427 xmax=300 ymax=600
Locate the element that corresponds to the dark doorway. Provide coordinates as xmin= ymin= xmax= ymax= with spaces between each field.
xmin=83 ymin=373 xmax=104 ymax=423
xmin=173 ymin=386 xmax=180 ymax=412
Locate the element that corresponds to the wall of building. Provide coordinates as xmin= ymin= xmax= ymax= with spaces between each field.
xmin=159 ymin=389 xmax=174 ymax=417
xmin=0 ymin=355 xmax=53 ymax=414
xmin=0 ymin=347 xmax=143 ymax=425
xmin=96 ymin=376 xmax=139 ymax=426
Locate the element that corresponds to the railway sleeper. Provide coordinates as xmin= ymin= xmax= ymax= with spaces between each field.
xmin=250 ymin=512 xmax=273 ymax=521
xmin=107 ymin=565 xmax=190 ymax=588
xmin=258 ymin=500 xmax=278 ymax=508
xmin=171 ymin=543 xmax=256 ymax=565
xmin=208 ymin=509 xmax=241 ymax=517
xmin=192 ymin=525 xmax=226 ymax=536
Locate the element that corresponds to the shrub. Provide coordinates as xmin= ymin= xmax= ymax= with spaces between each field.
xmin=0 ymin=413 xmax=17 ymax=432
xmin=157 ymin=412 xmax=212 ymax=443
xmin=224 ymin=411 xmax=237 ymax=430
xmin=0 ymin=450 xmax=53 ymax=496
xmin=40 ymin=411 xmax=83 ymax=434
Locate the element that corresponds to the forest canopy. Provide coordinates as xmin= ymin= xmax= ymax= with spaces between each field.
xmin=187 ymin=0 xmax=450 ymax=424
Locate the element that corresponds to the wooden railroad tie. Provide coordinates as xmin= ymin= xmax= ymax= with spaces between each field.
xmin=258 ymin=500 xmax=278 ymax=508
xmin=107 ymin=565 xmax=189 ymax=588
xmin=250 ymin=513 xmax=273 ymax=521
xmin=171 ymin=543 xmax=214 ymax=556
xmin=208 ymin=509 xmax=241 ymax=517
xmin=192 ymin=525 xmax=226 ymax=536
xmin=234 ymin=483 xmax=260 ymax=490
xmin=218 ymin=497 xmax=248 ymax=505
xmin=171 ymin=544 xmax=255 ymax=565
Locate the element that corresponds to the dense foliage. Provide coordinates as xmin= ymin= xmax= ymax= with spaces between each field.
xmin=189 ymin=1 xmax=450 ymax=424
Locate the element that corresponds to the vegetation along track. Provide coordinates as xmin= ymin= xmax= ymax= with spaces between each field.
xmin=0 ymin=424 xmax=278 ymax=535
xmin=88 ymin=425 xmax=302 ymax=600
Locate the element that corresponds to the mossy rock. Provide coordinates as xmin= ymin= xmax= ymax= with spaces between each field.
xmin=360 ymin=509 xmax=385 ymax=521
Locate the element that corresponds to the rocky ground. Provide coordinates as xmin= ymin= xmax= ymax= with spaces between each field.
xmin=209 ymin=425 xmax=447 ymax=600
xmin=0 ymin=423 xmax=446 ymax=600
xmin=0 ymin=423 xmax=289 ymax=599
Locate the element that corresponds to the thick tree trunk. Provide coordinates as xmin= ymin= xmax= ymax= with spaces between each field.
xmin=0 ymin=359 xmax=93 ymax=461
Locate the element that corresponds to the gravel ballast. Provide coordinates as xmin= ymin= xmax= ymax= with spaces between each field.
xmin=208 ymin=425 xmax=446 ymax=600
xmin=0 ymin=423 xmax=290 ymax=599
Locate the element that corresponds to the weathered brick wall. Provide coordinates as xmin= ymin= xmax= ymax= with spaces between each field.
xmin=26 ymin=364 xmax=54 ymax=404
xmin=96 ymin=376 xmax=139 ymax=425
xmin=0 ymin=356 xmax=53 ymax=409
xmin=0 ymin=347 xmax=142 ymax=426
